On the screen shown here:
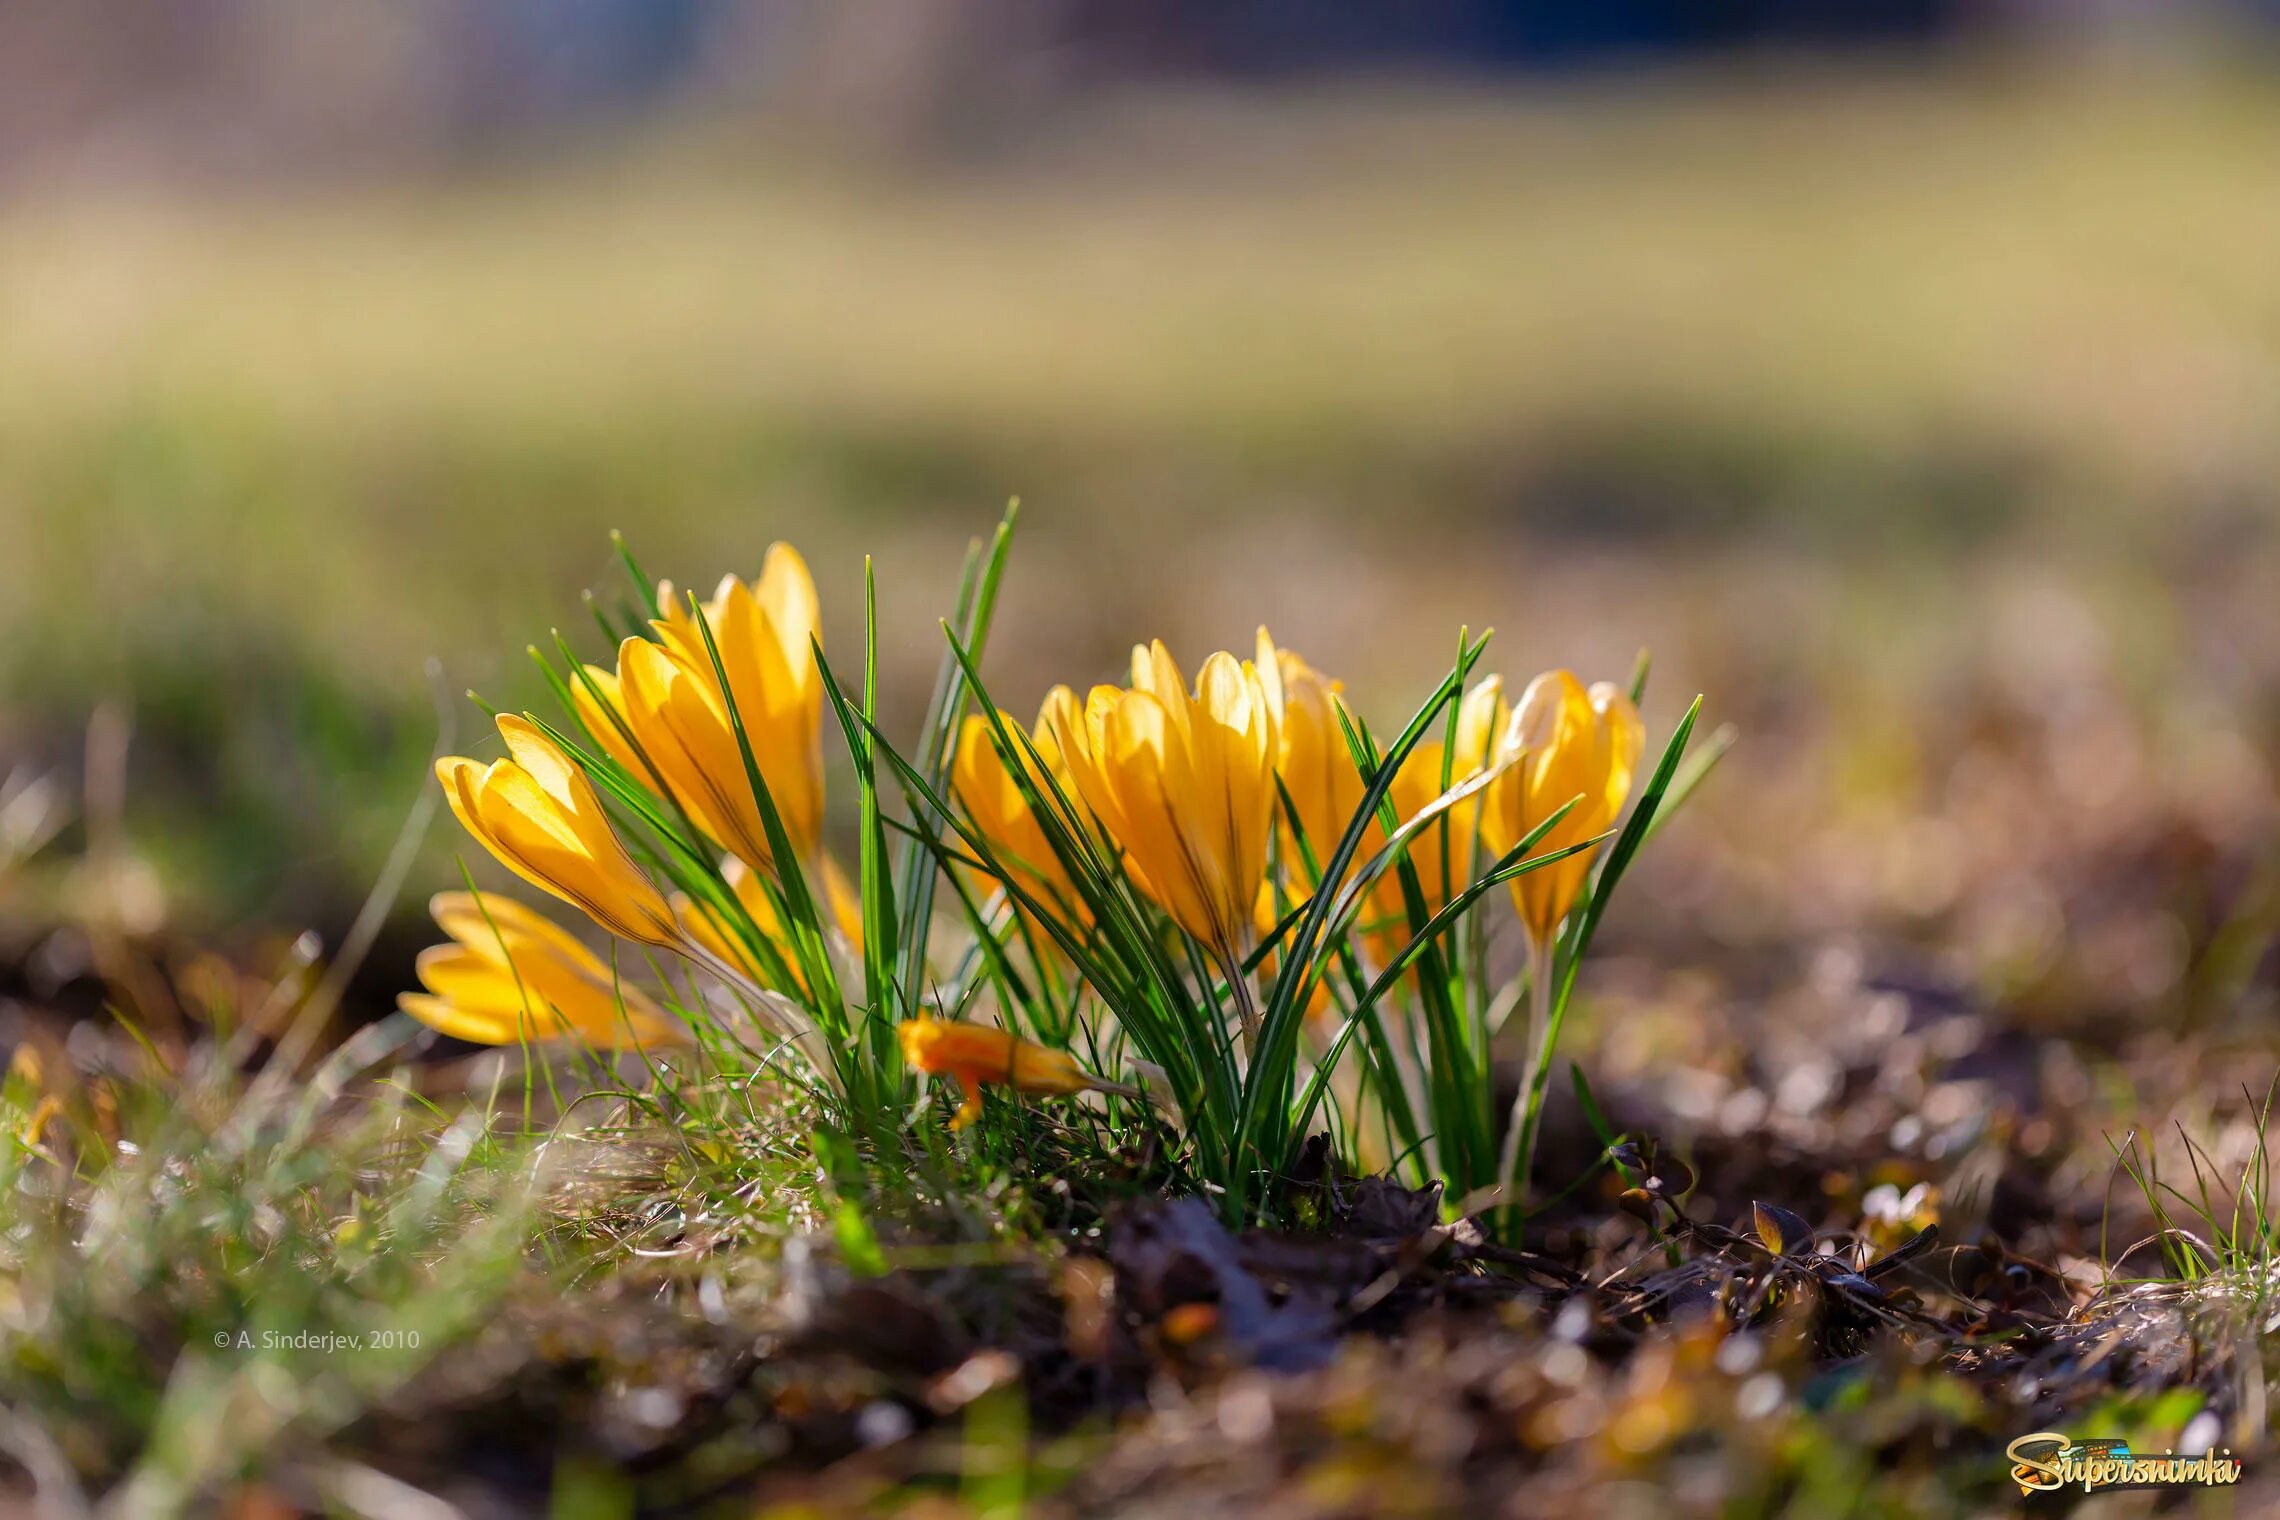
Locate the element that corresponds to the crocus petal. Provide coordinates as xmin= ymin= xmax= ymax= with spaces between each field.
xmin=619 ymin=635 xmax=767 ymax=866
xmin=399 ymin=992 xmax=523 ymax=1046
xmin=572 ymin=665 xmax=643 ymax=776
xmin=1255 ymin=631 xmax=1368 ymax=880
xmin=1101 ymin=690 xmax=1224 ymax=944
xmin=430 ymin=890 xmax=610 ymax=982
xmin=754 ymin=542 xmax=820 ymax=701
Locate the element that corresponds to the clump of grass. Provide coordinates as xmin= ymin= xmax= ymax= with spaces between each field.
xmin=2103 ymin=1080 xmax=2280 ymax=1289
xmin=2087 ymin=1081 xmax=2280 ymax=1451
xmin=0 ymin=1012 xmax=542 ymax=1511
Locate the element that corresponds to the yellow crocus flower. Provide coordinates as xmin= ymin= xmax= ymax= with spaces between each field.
xmin=399 ymin=891 xmax=690 ymax=1049
xmin=1048 ymin=640 xmax=1279 ymax=960
xmin=615 ymin=637 xmax=779 ymax=869
xmin=1252 ymin=674 xmax=1510 ymax=1020
xmin=625 ymin=543 xmax=825 ymax=868
xmin=1253 ymin=629 xmax=1506 ymax=925
xmin=1250 ymin=632 xmax=1358 ymax=1018
xmin=1254 ymin=629 xmax=1364 ymax=877
xmin=437 ymin=714 xmax=681 ymax=949
xmin=951 ymin=696 xmax=1089 ymax=933
xmin=1378 ymin=676 xmax=1506 ymax=920
xmin=1480 ymin=670 xmax=1644 ymax=944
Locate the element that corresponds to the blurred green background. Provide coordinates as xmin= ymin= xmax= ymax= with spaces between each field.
xmin=4 ymin=6 xmax=2279 ymax=1022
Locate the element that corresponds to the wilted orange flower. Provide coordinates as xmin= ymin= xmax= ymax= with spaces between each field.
xmin=1480 ymin=670 xmax=1643 ymax=943
xmin=1048 ymin=640 xmax=1278 ymax=958
xmin=898 ymin=1016 xmax=1133 ymax=1129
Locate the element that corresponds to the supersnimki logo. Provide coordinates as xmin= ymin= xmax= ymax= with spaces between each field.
xmin=2006 ymin=1432 xmax=2244 ymax=1496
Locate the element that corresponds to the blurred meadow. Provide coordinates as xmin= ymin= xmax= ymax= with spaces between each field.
xmin=8 ymin=47 xmax=2280 ymax=959
xmin=9 ymin=7 xmax=2280 ymax=1512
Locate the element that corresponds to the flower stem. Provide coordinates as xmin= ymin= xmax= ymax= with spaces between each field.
xmin=1222 ymin=945 xmax=1261 ymax=1056
xmin=1496 ymin=934 xmax=1553 ymax=1219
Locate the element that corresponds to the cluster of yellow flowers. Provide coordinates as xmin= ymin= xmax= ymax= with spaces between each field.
xmin=950 ymin=631 xmax=1644 ymax=971
xmin=405 ymin=537 xmax=1645 ymax=1131
xmin=407 ymin=546 xmax=832 ymax=1052
xmin=936 ymin=630 xmax=1643 ymax=1116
